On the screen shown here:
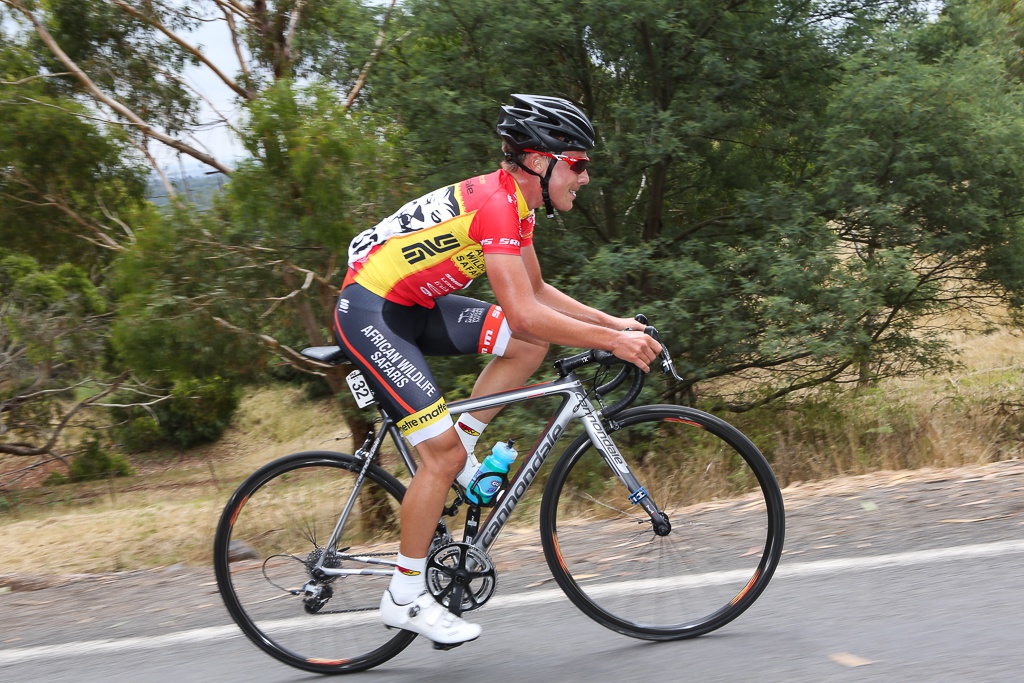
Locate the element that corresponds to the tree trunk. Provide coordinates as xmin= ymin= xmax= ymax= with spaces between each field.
xmin=642 ymin=158 xmax=670 ymax=242
xmin=858 ymin=313 xmax=875 ymax=389
xmin=285 ymin=262 xmax=396 ymax=532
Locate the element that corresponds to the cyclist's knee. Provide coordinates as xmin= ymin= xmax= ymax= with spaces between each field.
xmin=505 ymin=337 xmax=548 ymax=366
xmin=415 ymin=429 xmax=465 ymax=480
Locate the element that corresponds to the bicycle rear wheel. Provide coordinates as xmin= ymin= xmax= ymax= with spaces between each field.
xmin=540 ymin=405 xmax=784 ymax=640
xmin=213 ymin=451 xmax=414 ymax=674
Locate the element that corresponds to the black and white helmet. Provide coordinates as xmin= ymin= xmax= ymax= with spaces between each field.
xmin=497 ymin=94 xmax=595 ymax=153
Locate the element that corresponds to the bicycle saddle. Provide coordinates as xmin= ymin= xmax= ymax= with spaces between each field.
xmin=300 ymin=346 xmax=350 ymax=365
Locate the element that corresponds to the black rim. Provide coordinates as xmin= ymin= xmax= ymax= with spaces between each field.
xmin=539 ymin=405 xmax=785 ymax=640
xmin=213 ymin=451 xmax=415 ymax=674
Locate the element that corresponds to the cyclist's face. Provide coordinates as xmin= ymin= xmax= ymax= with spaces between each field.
xmin=545 ymin=152 xmax=590 ymax=212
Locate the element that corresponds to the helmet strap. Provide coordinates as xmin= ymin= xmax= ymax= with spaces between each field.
xmin=512 ymin=155 xmax=558 ymax=218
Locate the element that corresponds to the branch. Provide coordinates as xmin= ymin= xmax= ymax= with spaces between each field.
xmin=721 ymin=362 xmax=852 ymax=413
xmin=40 ymin=371 xmax=131 ymax=455
xmin=5 ymin=170 xmax=127 ymax=251
xmin=110 ymin=0 xmax=255 ymax=101
xmin=211 ymin=0 xmax=253 ymax=24
xmin=343 ymin=0 xmax=403 ymax=110
xmin=96 ymin=194 xmax=135 ymax=244
xmin=1 ymin=379 xmax=93 ymax=415
xmin=1 ymin=72 xmax=72 ymax=86
xmin=258 ymin=261 xmax=339 ymax=320
xmin=135 ymin=138 xmax=180 ymax=205
xmin=283 ymin=0 xmax=306 ymax=69
xmin=211 ymin=315 xmax=345 ymax=375
xmin=0 ymin=442 xmax=46 ymax=457
xmin=17 ymin=95 xmax=144 ymax=129
xmin=0 ymin=455 xmax=71 ymax=488
xmin=260 ymin=269 xmax=314 ymax=319
xmin=4 ymin=0 xmax=232 ymax=174
xmin=217 ymin=0 xmax=252 ymax=84
xmin=138 ymin=53 xmax=244 ymax=139
xmin=0 ymin=373 xmax=131 ymax=457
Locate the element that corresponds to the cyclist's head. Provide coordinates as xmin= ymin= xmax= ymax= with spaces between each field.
xmin=497 ymin=94 xmax=594 ymax=217
xmin=497 ymin=93 xmax=595 ymax=156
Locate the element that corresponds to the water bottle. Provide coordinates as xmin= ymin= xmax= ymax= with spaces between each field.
xmin=464 ymin=440 xmax=517 ymax=505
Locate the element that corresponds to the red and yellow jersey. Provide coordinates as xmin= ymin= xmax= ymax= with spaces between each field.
xmin=347 ymin=170 xmax=534 ymax=307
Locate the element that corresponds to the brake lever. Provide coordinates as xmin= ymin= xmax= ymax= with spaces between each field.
xmin=629 ymin=316 xmax=685 ymax=381
xmin=641 ymin=324 xmax=686 ymax=382
xmin=659 ymin=345 xmax=686 ymax=382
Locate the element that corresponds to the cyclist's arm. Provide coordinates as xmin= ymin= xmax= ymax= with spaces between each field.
xmin=485 ymin=250 xmax=660 ymax=369
xmin=520 ymin=246 xmax=643 ymax=331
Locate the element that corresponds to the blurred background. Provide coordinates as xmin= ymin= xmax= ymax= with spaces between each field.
xmin=2 ymin=1 xmax=1024 ymax=679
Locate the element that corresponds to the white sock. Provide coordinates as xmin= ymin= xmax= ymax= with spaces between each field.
xmin=455 ymin=413 xmax=489 ymax=457
xmin=454 ymin=413 xmax=489 ymax=488
xmin=389 ymin=553 xmax=427 ymax=604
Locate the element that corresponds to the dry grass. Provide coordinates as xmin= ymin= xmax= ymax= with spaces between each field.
xmin=0 ymin=385 xmax=356 ymax=575
xmin=2 ymin=327 xmax=1024 ymax=575
xmin=742 ymin=326 xmax=1024 ymax=486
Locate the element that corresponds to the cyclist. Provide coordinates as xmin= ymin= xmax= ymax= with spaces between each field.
xmin=333 ymin=93 xmax=662 ymax=646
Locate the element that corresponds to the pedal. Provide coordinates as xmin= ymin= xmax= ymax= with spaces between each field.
xmin=432 ymin=641 xmax=464 ymax=651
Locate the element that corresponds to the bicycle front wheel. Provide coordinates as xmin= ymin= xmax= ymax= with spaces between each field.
xmin=213 ymin=451 xmax=414 ymax=674
xmin=540 ymin=405 xmax=785 ymax=640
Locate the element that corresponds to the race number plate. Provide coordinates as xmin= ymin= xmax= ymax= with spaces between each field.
xmin=346 ymin=370 xmax=375 ymax=408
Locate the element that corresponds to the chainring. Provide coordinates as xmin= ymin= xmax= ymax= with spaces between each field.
xmin=426 ymin=542 xmax=496 ymax=613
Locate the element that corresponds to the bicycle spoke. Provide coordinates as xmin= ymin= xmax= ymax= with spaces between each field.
xmin=214 ymin=452 xmax=416 ymax=674
xmin=540 ymin=406 xmax=784 ymax=640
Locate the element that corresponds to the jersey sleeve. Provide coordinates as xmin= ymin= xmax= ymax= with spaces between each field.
xmin=470 ymin=187 xmax=534 ymax=256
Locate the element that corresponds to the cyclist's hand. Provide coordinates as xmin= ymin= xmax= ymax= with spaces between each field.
xmin=611 ymin=330 xmax=663 ymax=372
xmin=611 ymin=316 xmax=644 ymax=332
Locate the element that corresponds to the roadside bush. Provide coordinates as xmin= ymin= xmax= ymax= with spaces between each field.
xmin=43 ymin=472 xmax=68 ymax=486
xmin=154 ymin=376 xmax=241 ymax=448
xmin=113 ymin=414 xmax=166 ymax=454
xmin=67 ymin=435 xmax=135 ymax=482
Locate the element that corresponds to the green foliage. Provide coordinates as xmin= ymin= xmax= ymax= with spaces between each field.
xmin=371 ymin=0 xmax=1024 ymax=408
xmin=0 ymin=30 xmax=148 ymax=266
xmin=113 ymin=415 xmax=165 ymax=454
xmin=1 ymin=252 xmax=109 ymax=375
xmin=40 ymin=0 xmax=199 ymax=136
xmin=153 ymin=377 xmax=242 ymax=449
xmin=43 ymin=472 xmax=69 ymax=487
xmin=1 ymin=10 xmax=151 ymax=468
xmin=66 ymin=434 xmax=134 ymax=482
xmin=228 ymin=79 xmax=395 ymax=251
xmin=109 ymin=207 xmax=265 ymax=383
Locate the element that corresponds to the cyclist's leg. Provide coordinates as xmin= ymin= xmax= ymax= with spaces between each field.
xmin=334 ymin=284 xmax=481 ymax=644
xmin=397 ymin=429 xmax=463 ymax=557
xmin=424 ymin=296 xmax=548 ymax=424
xmin=469 ymin=336 xmax=547 ymax=422
xmin=380 ymin=428 xmax=481 ymax=645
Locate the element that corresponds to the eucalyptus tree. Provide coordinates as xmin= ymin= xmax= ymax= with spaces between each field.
xmin=0 ymin=0 xmax=395 ymax=177
xmin=2 ymin=2 xmax=409 ymax=424
xmin=1 ymin=31 xmax=164 ymax=482
xmin=0 ymin=250 xmax=170 ymax=487
xmin=1 ymin=28 xmax=148 ymax=264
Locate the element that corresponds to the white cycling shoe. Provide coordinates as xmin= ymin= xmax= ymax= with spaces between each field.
xmin=380 ymin=590 xmax=482 ymax=646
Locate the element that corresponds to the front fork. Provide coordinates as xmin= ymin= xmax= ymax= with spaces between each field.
xmin=582 ymin=414 xmax=672 ymax=536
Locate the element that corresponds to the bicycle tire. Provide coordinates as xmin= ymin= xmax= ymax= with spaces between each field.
xmin=539 ymin=405 xmax=785 ymax=640
xmin=213 ymin=451 xmax=415 ymax=674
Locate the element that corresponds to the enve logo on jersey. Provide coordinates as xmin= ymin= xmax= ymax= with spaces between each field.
xmin=402 ymin=233 xmax=460 ymax=265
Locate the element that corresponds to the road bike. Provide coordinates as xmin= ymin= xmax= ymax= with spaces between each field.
xmin=213 ymin=317 xmax=785 ymax=674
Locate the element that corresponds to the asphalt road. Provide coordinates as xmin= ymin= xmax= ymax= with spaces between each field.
xmin=3 ymin=461 xmax=1024 ymax=682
